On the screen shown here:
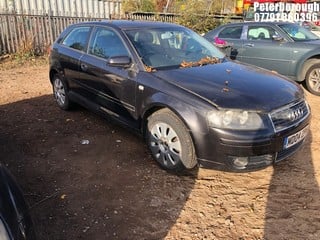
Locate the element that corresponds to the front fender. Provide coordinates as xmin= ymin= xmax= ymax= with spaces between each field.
xmin=295 ymin=51 xmax=320 ymax=82
xmin=141 ymin=92 xmax=211 ymax=157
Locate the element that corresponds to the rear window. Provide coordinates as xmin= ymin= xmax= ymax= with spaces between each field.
xmin=62 ymin=27 xmax=91 ymax=51
xmin=247 ymin=26 xmax=276 ymax=40
xmin=218 ymin=26 xmax=242 ymax=39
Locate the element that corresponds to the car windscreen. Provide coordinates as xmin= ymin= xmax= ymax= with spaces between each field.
xmin=278 ymin=23 xmax=319 ymax=41
xmin=124 ymin=27 xmax=225 ymax=69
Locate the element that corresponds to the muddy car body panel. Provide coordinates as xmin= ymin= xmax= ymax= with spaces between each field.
xmin=49 ymin=20 xmax=311 ymax=172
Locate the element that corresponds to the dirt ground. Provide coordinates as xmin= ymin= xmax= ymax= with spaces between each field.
xmin=0 ymin=58 xmax=319 ymax=240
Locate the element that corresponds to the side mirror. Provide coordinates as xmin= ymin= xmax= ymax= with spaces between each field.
xmin=107 ymin=56 xmax=132 ymax=68
xmin=272 ymin=35 xmax=284 ymax=41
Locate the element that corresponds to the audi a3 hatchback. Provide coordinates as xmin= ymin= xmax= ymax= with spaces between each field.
xmin=49 ymin=20 xmax=311 ymax=172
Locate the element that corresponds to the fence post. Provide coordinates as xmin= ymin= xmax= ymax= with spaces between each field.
xmin=48 ymin=4 xmax=53 ymax=45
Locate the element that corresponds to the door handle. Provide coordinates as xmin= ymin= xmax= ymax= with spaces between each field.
xmin=244 ymin=43 xmax=254 ymax=47
xmin=80 ymin=63 xmax=88 ymax=71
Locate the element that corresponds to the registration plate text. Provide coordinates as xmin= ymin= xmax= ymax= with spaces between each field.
xmin=284 ymin=126 xmax=309 ymax=149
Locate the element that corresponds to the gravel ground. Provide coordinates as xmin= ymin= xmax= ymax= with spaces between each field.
xmin=0 ymin=59 xmax=319 ymax=240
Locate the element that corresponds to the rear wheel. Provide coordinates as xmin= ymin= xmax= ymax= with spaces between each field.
xmin=52 ymin=74 xmax=72 ymax=110
xmin=305 ymin=63 xmax=320 ymax=96
xmin=146 ymin=109 xmax=197 ymax=172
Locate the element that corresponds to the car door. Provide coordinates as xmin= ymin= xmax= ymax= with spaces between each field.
xmin=240 ymin=25 xmax=293 ymax=75
xmin=78 ymin=26 xmax=138 ymax=125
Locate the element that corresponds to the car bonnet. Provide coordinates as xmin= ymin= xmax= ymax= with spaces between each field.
xmin=152 ymin=60 xmax=304 ymax=112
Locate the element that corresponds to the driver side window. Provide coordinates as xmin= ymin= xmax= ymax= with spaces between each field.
xmin=89 ymin=27 xmax=128 ymax=59
xmin=218 ymin=26 xmax=243 ymax=39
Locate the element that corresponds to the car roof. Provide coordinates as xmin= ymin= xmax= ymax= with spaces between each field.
xmin=70 ymin=20 xmax=182 ymax=30
xmin=220 ymin=21 xmax=293 ymax=27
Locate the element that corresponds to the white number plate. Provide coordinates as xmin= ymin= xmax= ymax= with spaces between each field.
xmin=284 ymin=126 xmax=309 ymax=149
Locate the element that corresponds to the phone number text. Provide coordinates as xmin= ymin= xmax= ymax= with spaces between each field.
xmin=254 ymin=12 xmax=318 ymax=22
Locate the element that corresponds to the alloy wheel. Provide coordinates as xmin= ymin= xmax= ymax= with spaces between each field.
xmin=53 ymin=77 xmax=66 ymax=107
xmin=149 ymin=122 xmax=182 ymax=168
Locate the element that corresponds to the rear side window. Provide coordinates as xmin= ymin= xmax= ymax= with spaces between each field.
xmin=218 ymin=26 xmax=242 ymax=39
xmin=62 ymin=27 xmax=91 ymax=51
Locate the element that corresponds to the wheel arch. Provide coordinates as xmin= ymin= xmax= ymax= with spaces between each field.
xmin=297 ymin=55 xmax=320 ymax=82
xmin=49 ymin=68 xmax=59 ymax=84
xmin=49 ymin=57 xmax=65 ymax=83
xmin=49 ymin=66 xmax=70 ymax=90
xmin=140 ymin=92 xmax=210 ymax=158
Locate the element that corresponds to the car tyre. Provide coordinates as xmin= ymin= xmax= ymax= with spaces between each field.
xmin=52 ymin=74 xmax=72 ymax=110
xmin=305 ymin=63 xmax=320 ymax=96
xmin=146 ymin=109 xmax=197 ymax=172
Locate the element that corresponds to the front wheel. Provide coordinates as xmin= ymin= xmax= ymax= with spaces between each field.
xmin=146 ymin=109 xmax=197 ymax=172
xmin=52 ymin=74 xmax=72 ymax=110
xmin=305 ymin=63 xmax=320 ymax=96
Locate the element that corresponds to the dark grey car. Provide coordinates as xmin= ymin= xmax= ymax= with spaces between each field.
xmin=49 ymin=20 xmax=310 ymax=172
xmin=204 ymin=22 xmax=320 ymax=96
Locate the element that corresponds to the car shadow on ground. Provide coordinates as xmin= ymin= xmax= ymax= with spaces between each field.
xmin=1 ymin=93 xmax=319 ymax=239
xmin=0 ymin=95 xmax=197 ymax=239
xmin=264 ymin=130 xmax=320 ymax=239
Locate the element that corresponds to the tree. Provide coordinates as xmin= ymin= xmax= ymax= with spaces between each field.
xmin=174 ymin=0 xmax=235 ymax=15
xmin=155 ymin=0 xmax=167 ymax=12
xmin=122 ymin=0 xmax=156 ymax=12
xmin=174 ymin=0 xmax=218 ymax=33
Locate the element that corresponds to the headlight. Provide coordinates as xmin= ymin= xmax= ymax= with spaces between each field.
xmin=207 ymin=109 xmax=264 ymax=130
xmin=0 ymin=217 xmax=10 ymax=240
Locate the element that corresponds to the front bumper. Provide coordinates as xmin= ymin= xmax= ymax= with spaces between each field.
xmin=196 ymin=115 xmax=310 ymax=172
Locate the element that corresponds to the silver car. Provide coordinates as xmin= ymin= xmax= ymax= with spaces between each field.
xmin=204 ymin=22 xmax=320 ymax=96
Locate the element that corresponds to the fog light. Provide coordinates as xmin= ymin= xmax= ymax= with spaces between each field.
xmin=233 ymin=157 xmax=249 ymax=169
